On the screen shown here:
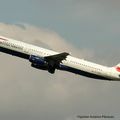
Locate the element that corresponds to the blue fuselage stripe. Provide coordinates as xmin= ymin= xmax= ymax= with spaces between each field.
xmin=59 ymin=64 xmax=111 ymax=80
xmin=0 ymin=46 xmax=29 ymax=59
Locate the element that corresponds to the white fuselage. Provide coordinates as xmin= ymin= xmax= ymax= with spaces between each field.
xmin=0 ymin=36 xmax=119 ymax=81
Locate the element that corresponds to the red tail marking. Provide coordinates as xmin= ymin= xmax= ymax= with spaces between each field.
xmin=116 ymin=67 xmax=120 ymax=72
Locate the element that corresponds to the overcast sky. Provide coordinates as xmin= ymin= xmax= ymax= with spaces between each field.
xmin=0 ymin=0 xmax=120 ymax=120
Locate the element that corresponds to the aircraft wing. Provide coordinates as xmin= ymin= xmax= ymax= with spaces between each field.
xmin=44 ymin=52 xmax=69 ymax=64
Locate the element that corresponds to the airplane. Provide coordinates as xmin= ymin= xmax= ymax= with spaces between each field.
xmin=0 ymin=36 xmax=120 ymax=81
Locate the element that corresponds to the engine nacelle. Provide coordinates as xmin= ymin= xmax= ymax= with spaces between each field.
xmin=29 ymin=55 xmax=46 ymax=65
xmin=29 ymin=55 xmax=56 ymax=74
xmin=29 ymin=55 xmax=48 ymax=70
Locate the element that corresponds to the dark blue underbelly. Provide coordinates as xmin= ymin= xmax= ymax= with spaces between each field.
xmin=59 ymin=64 xmax=111 ymax=80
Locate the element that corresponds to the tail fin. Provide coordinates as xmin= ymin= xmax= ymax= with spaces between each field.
xmin=115 ymin=63 xmax=120 ymax=72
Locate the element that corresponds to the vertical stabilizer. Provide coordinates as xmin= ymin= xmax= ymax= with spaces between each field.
xmin=115 ymin=63 xmax=120 ymax=72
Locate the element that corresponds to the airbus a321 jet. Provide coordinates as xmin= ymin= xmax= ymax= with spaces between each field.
xmin=0 ymin=36 xmax=120 ymax=81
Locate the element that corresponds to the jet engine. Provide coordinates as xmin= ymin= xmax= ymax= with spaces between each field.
xmin=29 ymin=55 xmax=48 ymax=70
xmin=29 ymin=55 xmax=56 ymax=73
